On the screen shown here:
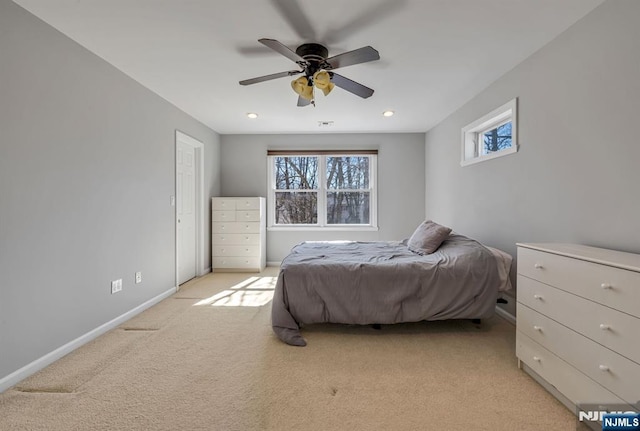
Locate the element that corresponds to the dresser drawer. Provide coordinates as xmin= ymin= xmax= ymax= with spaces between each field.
xmin=517 ymin=303 xmax=640 ymax=405
xmin=518 ymin=247 xmax=640 ymax=318
xmin=236 ymin=210 xmax=261 ymax=222
xmin=212 ymin=234 xmax=260 ymax=246
xmin=213 ymin=245 xmax=260 ymax=257
xmin=212 ymin=199 xmax=237 ymax=211
xmin=517 ymin=332 xmax=627 ymax=406
xmin=235 ymin=198 xmax=261 ymax=210
xmin=518 ymin=276 xmax=640 ymax=364
xmin=212 ymin=222 xmax=261 ymax=234
xmin=212 ymin=210 xmax=236 ymax=222
xmin=213 ymin=257 xmax=261 ymax=270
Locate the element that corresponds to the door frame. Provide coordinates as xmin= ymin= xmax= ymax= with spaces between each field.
xmin=175 ymin=130 xmax=205 ymax=290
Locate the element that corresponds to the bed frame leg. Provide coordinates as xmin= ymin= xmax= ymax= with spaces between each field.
xmin=471 ymin=318 xmax=481 ymax=324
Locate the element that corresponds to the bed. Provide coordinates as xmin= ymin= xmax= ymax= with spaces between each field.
xmin=271 ymin=229 xmax=512 ymax=346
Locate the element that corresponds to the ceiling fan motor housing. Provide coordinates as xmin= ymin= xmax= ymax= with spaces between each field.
xmin=295 ymin=43 xmax=329 ymax=61
xmin=296 ymin=43 xmax=330 ymax=80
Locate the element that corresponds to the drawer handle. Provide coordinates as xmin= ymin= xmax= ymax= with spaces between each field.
xmin=534 ymin=263 xmax=544 ymax=269
xmin=533 ymin=356 xmax=541 ymax=362
xmin=533 ymin=294 xmax=543 ymax=300
xmin=599 ymin=365 xmax=610 ymax=372
xmin=601 ymin=283 xmax=612 ymax=290
xmin=533 ymin=325 xmax=542 ymax=332
xmin=599 ymin=324 xmax=611 ymax=331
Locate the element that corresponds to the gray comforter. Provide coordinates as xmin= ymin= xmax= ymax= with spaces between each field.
xmin=271 ymin=234 xmax=501 ymax=346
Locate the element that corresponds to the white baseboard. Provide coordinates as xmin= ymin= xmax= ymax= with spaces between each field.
xmin=266 ymin=261 xmax=282 ymax=267
xmin=0 ymin=286 xmax=177 ymax=394
xmin=495 ymin=306 xmax=516 ymax=325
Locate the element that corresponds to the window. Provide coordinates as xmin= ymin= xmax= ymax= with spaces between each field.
xmin=461 ymin=98 xmax=518 ymax=166
xmin=267 ymin=150 xmax=377 ymax=230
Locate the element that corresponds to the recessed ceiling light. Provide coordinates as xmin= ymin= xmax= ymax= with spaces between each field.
xmin=382 ymin=110 xmax=394 ymax=117
xmin=247 ymin=112 xmax=258 ymax=119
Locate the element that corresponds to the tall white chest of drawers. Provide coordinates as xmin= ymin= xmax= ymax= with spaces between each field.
xmin=516 ymin=243 xmax=640 ymax=416
xmin=211 ymin=197 xmax=266 ymax=272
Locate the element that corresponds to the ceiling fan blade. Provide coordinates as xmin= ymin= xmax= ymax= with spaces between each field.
xmin=239 ymin=70 xmax=302 ymax=86
xmin=331 ymin=73 xmax=374 ymax=99
xmin=324 ymin=46 xmax=380 ymax=70
xmin=270 ymin=0 xmax=317 ymax=41
xmin=297 ymin=96 xmax=311 ymax=107
xmin=259 ymin=38 xmax=306 ymax=64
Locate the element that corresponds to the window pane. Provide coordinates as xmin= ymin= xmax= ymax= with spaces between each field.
xmin=326 ymin=192 xmax=370 ymax=224
xmin=482 ymin=122 xmax=512 ymax=154
xmin=274 ymin=157 xmax=318 ymax=190
xmin=326 ymin=156 xmax=369 ymax=189
xmin=275 ymin=192 xmax=317 ymax=224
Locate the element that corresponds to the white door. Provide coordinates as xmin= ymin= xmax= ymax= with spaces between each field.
xmin=177 ymin=138 xmax=196 ymax=284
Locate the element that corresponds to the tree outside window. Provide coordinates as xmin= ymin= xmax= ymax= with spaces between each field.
xmin=274 ymin=156 xmax=318 ymax=224
xmin=482 ymin=121 xmax=512 ymax=155
xmin=326 ymin=156 xmax=370 ymax=224
xmin=269 ymin=152 xmax=376 ymax=228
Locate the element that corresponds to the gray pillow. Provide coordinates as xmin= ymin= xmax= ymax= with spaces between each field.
xmin=407 ymin=220 xmax=452 ymax=255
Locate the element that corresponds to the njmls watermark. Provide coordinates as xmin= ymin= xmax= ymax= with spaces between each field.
xmin=577 ymin=404 xmax=640 ymax=431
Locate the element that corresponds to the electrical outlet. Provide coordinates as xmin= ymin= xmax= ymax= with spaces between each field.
xmin=111 ymin=279 xmax=123 ymax=294
xmin=135 ymin=272 xmax=142 ymax=284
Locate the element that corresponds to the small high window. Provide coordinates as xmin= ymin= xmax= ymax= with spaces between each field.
xmin=461 ymin=98 xmax=518 ymax=166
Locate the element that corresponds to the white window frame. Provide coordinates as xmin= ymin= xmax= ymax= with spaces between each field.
xmin=461 ymin=98 xmax=518 ymax=166
xmin=267 ymin=152 xmax=378 ymax=231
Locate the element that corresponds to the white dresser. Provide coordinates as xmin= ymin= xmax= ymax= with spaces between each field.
xmin=211 ymin=197 xmax=266 ymax=272
xmin=516 ymin=243 xmax=640 ymax=416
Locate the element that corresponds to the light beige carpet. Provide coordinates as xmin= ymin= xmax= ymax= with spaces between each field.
xmin=0 ymin=268 xmax=578 ymax=430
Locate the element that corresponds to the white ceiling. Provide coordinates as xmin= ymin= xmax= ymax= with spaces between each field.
xmin=13 ymin=0 xmax=604 ymax=134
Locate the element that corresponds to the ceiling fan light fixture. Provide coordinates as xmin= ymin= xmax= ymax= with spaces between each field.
xmin=291 ymin=76 xmax=314 ymax=100
xmin=313 ymin=70 xmax=334 ymax=96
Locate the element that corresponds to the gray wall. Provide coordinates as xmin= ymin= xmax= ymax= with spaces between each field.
xmin=0 ymin=0 xmax=220 ymax=382
xmin=221 ymin=133 xmax=426 ymax=261
xmin=424 ymin=0 xmax=640 ymax=311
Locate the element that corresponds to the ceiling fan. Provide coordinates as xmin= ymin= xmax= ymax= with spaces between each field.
xmin=239 ymin=38 xmax=380 ymax=107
